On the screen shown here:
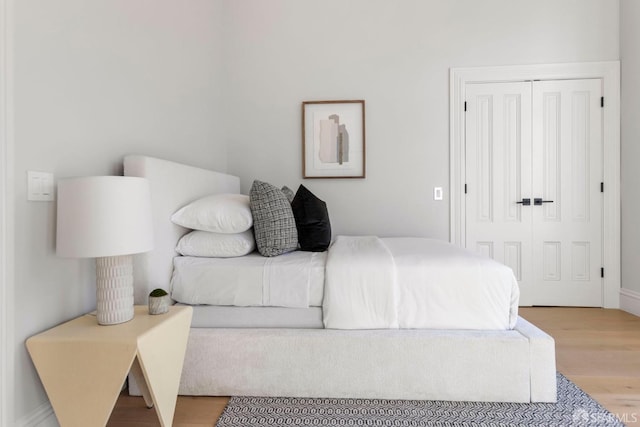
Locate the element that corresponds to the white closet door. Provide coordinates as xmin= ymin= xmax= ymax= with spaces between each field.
xmin=465 ymin=79 xmax=604 ymax=307
xmin=465 ymin=82 xmax=533 ymax=301
xmin=531 ymin=79 xmax=603 ymax=306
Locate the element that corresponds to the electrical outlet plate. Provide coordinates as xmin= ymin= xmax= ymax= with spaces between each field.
xmin=434 ymin=187 xmax=443 ymax=201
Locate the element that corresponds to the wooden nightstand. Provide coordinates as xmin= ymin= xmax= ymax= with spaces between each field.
xmin=26 ymin=305 xmax=193 ymax=427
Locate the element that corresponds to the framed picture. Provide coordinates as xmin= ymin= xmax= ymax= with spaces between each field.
xmin=302 ymin=100 xmax=365 ymax=179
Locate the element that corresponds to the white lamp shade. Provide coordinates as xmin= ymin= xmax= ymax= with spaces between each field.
xmin=56 ymin=176 xmax=154 ymax=258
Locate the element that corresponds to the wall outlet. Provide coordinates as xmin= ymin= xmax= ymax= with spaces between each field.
xmin=434 ymin=187 xmax=443 ymax=201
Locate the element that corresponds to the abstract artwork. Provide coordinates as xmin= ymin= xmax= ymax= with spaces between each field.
xmin=302 ymin=100 xmax=365 ymax=178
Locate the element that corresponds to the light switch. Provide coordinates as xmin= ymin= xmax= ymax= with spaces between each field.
xmin=28 ymin=171 xmax=55 ymax=201
xmin=434 ymin=187 xmax=443 ymax=201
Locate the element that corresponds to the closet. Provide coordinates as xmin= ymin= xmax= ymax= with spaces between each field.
xmin=465 ymin=79 xmax=603 ymax=306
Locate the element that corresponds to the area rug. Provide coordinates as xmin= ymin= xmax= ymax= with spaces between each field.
xmin=216 ymin=373 xmax=624 ymax=426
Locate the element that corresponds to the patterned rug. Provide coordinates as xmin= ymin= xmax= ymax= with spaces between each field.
xmin=216 ymin=373 xmax=624 ymax=426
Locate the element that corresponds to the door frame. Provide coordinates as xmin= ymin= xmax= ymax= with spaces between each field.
xmin=0 ymin=0 xmax=14 ymax=424
xmin=450 ymin=62 xmax=620 ymax=308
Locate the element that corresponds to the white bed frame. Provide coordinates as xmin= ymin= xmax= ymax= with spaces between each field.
xmin=124 ymin=155 xmax=557 ymax=403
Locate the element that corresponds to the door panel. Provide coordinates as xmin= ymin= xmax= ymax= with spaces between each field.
xmin=465 ymin=82 xmax=533 ymax=302
xmin=531 ymin=79 xmax=603 ymax=306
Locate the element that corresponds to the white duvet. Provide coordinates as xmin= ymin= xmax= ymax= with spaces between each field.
xmin=322 ymin=236 xmax=519 ymax=330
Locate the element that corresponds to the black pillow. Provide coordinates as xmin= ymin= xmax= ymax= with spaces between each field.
xmin=291 ymin=185 xmax=331 ymax=252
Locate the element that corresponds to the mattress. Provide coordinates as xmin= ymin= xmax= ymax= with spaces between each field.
xmin=178 ymin=304 xmax=323 ymax=328
xmin=171 ymin=251 xmax=326 ymax=307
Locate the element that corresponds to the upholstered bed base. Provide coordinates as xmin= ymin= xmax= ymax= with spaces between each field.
xmin=131 ymin=316 xmax=556 ymax=403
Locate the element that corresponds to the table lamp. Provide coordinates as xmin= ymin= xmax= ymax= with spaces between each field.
xmin=56 ymin=176 xmax=153 ymax=325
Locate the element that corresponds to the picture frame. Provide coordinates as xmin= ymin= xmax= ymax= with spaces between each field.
xmin=302 ymin=100 xmax=365 ymax=179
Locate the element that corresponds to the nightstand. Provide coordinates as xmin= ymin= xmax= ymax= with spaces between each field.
xmin=26 ymin=305 xmax=193 ymax=427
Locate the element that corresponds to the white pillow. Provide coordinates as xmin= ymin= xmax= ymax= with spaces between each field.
xmin=176 ymin=229 xmax=256 ymax=257
xmin=171 ymin=194 xmax=253 ymax=233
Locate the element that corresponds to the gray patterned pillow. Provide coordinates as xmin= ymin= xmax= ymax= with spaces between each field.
xmin=250 ymin=180 xmax=298 ymax=257
xmin=281 ymin=186 xmax=295 ymax=203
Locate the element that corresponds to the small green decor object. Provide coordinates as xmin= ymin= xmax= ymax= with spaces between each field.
xmin=148 ymin=288 xmax=169 ymax=315
xmin=149 ymin=288 xmax=168 ymax=297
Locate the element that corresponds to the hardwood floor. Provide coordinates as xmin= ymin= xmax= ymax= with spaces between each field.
xmin=521 ymin=307 xmax=640 ymax=426
xmin=107 ymin=307 xmax=640 ymax=426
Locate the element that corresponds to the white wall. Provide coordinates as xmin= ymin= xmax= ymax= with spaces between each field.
xmin=621 ymin=0 xmax=640 ymax=296
xmin=11 ymin=1 xmax=224 ymax=424
xmin=224 ymin=0 xmax=619 ymax=239
xmin=0 ymin=0 xmax=14 ymax=424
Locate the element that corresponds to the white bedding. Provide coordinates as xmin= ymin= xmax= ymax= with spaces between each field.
xmin=172 ymin=236 xmax=519 ymax=330
xmin=171 ymin=251 xmax=326 ymax=307
xmin=321 ymin=236 xmax=399 ymax=329
xmin=323 ymin=236 xmax=519 ymax=330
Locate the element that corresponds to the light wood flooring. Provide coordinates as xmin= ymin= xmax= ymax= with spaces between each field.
xmin=107 ymin=307 xmax=640 ymax=426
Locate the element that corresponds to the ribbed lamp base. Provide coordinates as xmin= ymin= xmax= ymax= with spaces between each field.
xmin=95 ymin=255 xmax=135 ymax=325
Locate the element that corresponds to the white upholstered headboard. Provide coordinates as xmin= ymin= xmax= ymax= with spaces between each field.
xmin=124 ymin=155 xmax=241 ymax=304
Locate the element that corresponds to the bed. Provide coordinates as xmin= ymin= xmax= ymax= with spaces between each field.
xmin=124 ymin=154 xmax=557 ymax=403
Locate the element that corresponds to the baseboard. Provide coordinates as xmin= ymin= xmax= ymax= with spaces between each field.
xmin=15 ymin=401 xmax=56 ymax=427
xmin=620 ymin=288 xmax=640 ymax=317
